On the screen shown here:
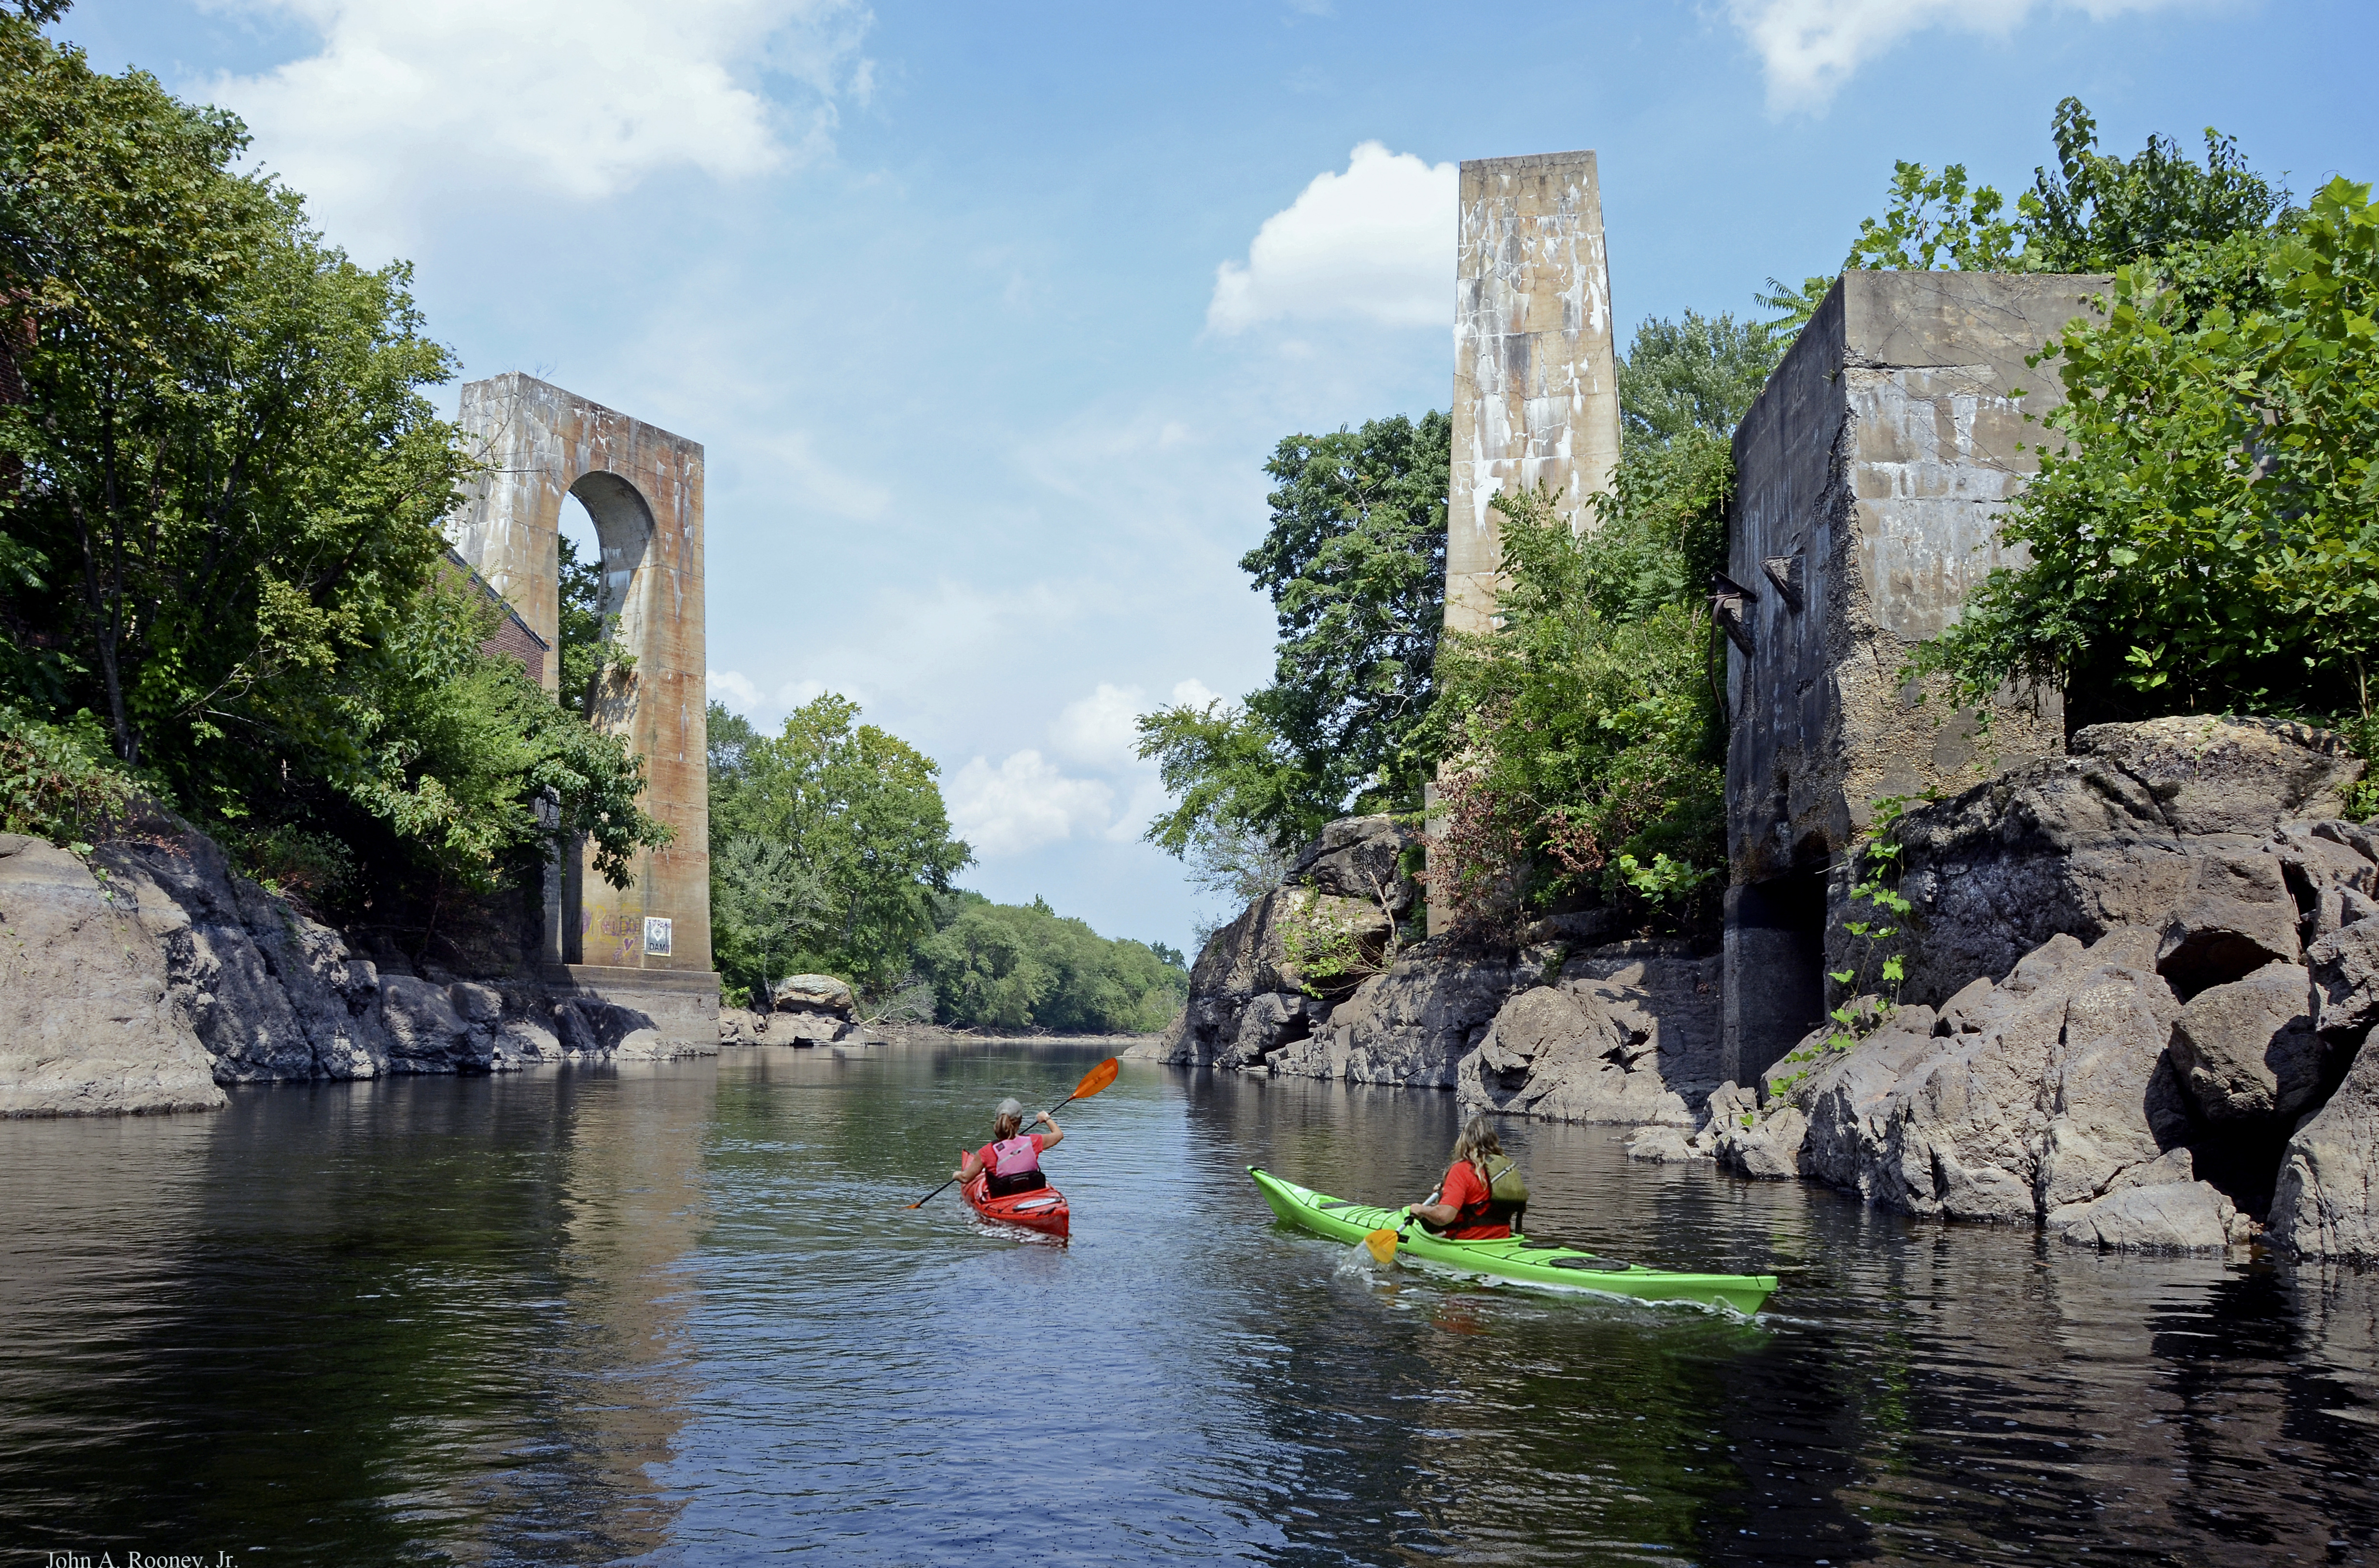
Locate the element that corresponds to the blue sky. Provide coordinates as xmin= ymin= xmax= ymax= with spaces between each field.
xmin=73 ymin=0 xmax=2378 ymax=952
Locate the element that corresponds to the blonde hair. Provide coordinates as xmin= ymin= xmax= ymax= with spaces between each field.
xmin=994 ymin=1098 xmax=1024 ymax=1141
xmin=1452 ymin=1115 xmax=1503 ymax=1169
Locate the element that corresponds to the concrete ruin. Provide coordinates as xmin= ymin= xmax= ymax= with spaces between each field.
xmin=450 ymin=373 xmax=717 ymax=1032
xmin=1719 ymin=270 xmax=2108 ymax=1084
xmin=1446 ymin=150 xmax=1624 ymax=637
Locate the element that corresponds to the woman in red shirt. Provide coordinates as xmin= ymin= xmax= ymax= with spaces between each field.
xmin=1409 ymin=1117 xmax=1514 ymax=1240
xmin=954 ymin=1096 xmax=1065 ymax=1196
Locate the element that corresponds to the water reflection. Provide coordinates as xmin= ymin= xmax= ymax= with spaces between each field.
xmin=0 ymin=1044 xmax=2371 ymax=1566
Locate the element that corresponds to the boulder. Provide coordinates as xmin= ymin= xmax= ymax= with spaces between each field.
xmin=2047 ymin=1174 xmax=2241 ymax=1252
xmin=1625 ymin=1125 xmax=1702 ymax=1162
xmin=378 ymin=975 xmax=491 ymax=1073
xmin=1455 ymin=943 xmax=1719 ymax=1126
xmin=1214 ymin=991 xmax=1321 ymax=1070
xmin=1270 ymin=950 xmax=1532 ymax=1087
xmin=774 ymin=1013 xmax=848 ymax=1047
xmin=1887 ymin=717 xmax=2364 ymax=1008
xmin=1284 ymin=814 xmax=1417 ymax=915
xmin=2167 ymin=961 xmax=2327 ymax=1124
xmin=0 ymin=833 xmax=225 ymax=1117
xmin=717 ymin=1007 xmax=772 ymax=1044
xmin=771 ymin=974 xmax=855 ymax=1016
xmin=2268 ymin=1036 xmax=2379 ymax=1260
xmin=552 ymin=996 xmax=661 ymax=1057
xmin=2308 ymin=916 xmax=2379 ymax=1038
xmin=1763 ymin=927 xmax=2193 ymax=1222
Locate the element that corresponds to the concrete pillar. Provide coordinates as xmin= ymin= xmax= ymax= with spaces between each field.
xmin=1446 ymin=150 xmax=1623 ymax=637
xmin=1431 ymin=151 xmax=1624 ymax=931
xmin=450 ymin=374 xmax=715 ymax=1012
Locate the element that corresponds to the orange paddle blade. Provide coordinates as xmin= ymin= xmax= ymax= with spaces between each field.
xmin=1069 ymin=1056 xmax=1120 ymax=1102
xmin=1364 ymin=1229 xmax=1400 ymax=1266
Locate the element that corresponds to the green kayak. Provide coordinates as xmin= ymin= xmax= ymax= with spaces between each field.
xmin=1248 ymin=1166 xmax=1778 ymax=1316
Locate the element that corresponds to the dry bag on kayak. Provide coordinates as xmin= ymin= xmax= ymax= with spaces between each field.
xmin=1484 ymin=1158 xmax=1529 ymax=1231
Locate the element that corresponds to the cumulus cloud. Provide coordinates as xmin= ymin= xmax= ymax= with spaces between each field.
xmin=706 ymin=669 xmax=829 ymax=722
xmin=946 ymin=750 xmax=1117 ymax=859
xmin=1726 ymin=0 xmax=2202 ymax=114
xmin=949 ymin=677 xmax=1228 ymax=856
xmin=1207 ymin=141 xmax=1455 ymax=336
xmin=201 ymin=0 xmax=874 ymax=252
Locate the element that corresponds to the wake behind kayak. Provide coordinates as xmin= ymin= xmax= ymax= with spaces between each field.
xmin=1248 ymin=1166 xmax=1777 ymax=1315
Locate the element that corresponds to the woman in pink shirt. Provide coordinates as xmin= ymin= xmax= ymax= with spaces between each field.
xmin=954 ymin=1097 xmax=1065 ymax=1196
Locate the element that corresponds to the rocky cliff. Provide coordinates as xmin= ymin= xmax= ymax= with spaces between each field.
xmin=0 ymin=814 xmax=709 ymax=1117
xmin=1164 ymin=720 xmax=2379 ymax=1263
xmin=1698 ymin=717 xmax=2378 ymax=1260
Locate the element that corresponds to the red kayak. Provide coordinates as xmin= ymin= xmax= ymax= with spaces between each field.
xmin=963 ymin=1174 xmax=1070 ymax=1239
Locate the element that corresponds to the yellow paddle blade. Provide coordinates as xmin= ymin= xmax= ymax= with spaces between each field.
xmin=1364 ymin=1228 xmax=1400 ymax=1266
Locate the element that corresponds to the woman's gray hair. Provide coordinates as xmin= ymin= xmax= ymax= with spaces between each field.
xmin=995 ymin=1097 xmax=1023 ymax=1119
xmin=994 ymin=1097 xmax=1025 ymax=1138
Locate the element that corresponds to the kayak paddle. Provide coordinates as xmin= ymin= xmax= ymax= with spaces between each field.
xmin=905 ymin=1055 xmax=1121 ymax=1210
xmin=1364 ymin=1226 xmax=1403 ymax=1265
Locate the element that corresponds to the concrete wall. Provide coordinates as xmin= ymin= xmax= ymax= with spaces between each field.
xmin=1719 ymin=270 xmax=2107 ymax=1083
xmin=1446 ymin=151 xmax=1623 ymax=637
xmin=450 ymin=374 xmax=714 ymax=999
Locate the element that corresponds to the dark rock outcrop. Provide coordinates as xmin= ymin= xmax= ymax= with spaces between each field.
xmin=0 ymin=833 xmax=224 ymax=1116
xmin=1156 ymin=813 xmax=1416 ymax=1070
xmin=1458 ymin=944 xmax=1721 ymax=1125
xmin=1886 ymin=717 xmax=2368 ymax=1008
xmin=2269 ymin=1032 xmax=2379 ymax=1259
xmin=1 ymin=814 xmax=709 ymax=1115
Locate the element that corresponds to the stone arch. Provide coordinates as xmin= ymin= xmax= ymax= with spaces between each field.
xmin=449 ymin=374 xmax=714 ymax=1009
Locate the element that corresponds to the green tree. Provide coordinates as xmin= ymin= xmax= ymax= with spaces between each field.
xmin=1910 ymin=178 xmax=2379 ymax=737
xmin=1845 ymin=98 xmax=2291 ymax=276
xmin=914 ymin=892 xmax=1187 ymax=1034
xmin=1616 ymin=311 xmax=1784 ymax=447
xmin=1139 ymin=411 xmax=1447 ymax=867
xmin=0 ymin=17 xmax=668 ymax=907
xmin=555 ymin=533 xmax=634 ymax=721
xmin=707 ymin=694 xmax=972 ymax=996
xmin=1423 ymin=435 xmax=1732 ymax=933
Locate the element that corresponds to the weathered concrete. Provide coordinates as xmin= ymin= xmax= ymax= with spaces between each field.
xmin=451 ymin=374 xmax=714 ymax=1000
xmin=1721 ymin=270 xmax=2109 ymax=1083
xmin=1446 ymin=151 xmax=1623 ymax=637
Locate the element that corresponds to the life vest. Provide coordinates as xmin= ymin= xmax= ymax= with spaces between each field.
xmin=984 ymin=1134 xmax=1046 ymax=1197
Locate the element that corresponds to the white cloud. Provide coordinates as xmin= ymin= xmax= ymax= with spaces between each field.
xmin=706 ymin=669 xmax=830 ymax=723
xmin=1207 ymin=141 xmax=1455 ymax=336
xmin=1169 ymin=678 xmax=1224 ymax=710
xmin=947 ymin=750 xmax=1116 ymax=859
xmin=1050 ymin=683 xmax=1146 ymax=770
xmin=1725 ymin=0 xmax=2201 ymax=114
xmin=202 ymin=0 xmax=874 ymax=253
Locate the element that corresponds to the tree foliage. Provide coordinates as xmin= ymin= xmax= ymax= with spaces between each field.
xmin=707 ymin=695 xmax=973 ymax=997
xmin=1139 ymin=412 xmax=1448 ymax=871
xmin=1617 ymin=311 xmax=1783 ymax=448
xmin=913 ymin=892 xmax=1187 ymax=1034
xmin=0 ymin=19 xmax=668 ymax=915
xmin=1846 ymin=97 xmax=2293 ymax=276
xmin=1910 ymin=179 xmax=2379 ymax=736
xmin=1424 ymin=436 xmax=1733 ymax=933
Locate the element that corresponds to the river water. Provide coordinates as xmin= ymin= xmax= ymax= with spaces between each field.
xmin=1 ymin=1041 xmax=2375 ymax=1567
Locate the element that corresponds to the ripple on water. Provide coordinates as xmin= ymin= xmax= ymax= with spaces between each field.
xmin=0 ymin=1046 xmax=2373 ymax=1566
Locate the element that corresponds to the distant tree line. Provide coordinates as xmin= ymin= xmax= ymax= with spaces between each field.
xmin=707 ymin=697 xmax=1187 ymax=1031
